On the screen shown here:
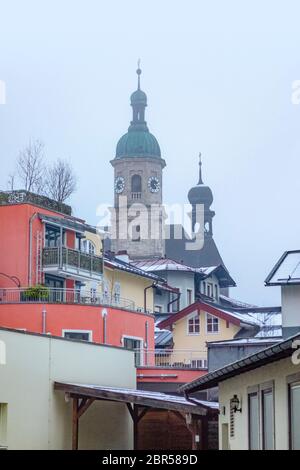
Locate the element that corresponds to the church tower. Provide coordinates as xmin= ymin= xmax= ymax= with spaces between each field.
xmin=188 ymin=153 xmax=215 ymax=236
xmin=110 ymin=65 xmax=166 ymax=259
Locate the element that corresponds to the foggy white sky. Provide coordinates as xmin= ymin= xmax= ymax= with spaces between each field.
xmin=1 ymin=0 xmax=300 ymax=306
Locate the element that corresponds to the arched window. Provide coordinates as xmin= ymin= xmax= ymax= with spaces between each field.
xmin=131 ymin=174 xmax=142 ymax=193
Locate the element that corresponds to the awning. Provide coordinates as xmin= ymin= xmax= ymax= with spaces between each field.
xmin=54 ymin=381 xmax=218 ymax=450
xmin=54 ymin=381 xmax=218 ymax=415
xmin=39 ymin=213 xmax=97 ymax=235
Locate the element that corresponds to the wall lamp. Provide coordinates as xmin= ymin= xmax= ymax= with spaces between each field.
xmin=231 ymin=394 xmax=242 ymax=413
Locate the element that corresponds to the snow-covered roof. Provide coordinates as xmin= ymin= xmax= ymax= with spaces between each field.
xmin=207 ymin=338 xmax=281 ymax=346
xmin=219 ymin=294 xmax=257 ymax=309
xmin=265 ymin=250 xmax=300 ymax=286
xmin=131 ymin=258 xmax=197 ymax=273
xmin=55 ymin=382 xmax=219 ymax=412
xmin=132 ymin=259 xmax=235 ymax=287
xmin=105 ymin=256 xmax=165 ymax=282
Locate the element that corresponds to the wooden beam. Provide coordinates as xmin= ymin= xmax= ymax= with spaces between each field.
xmin=201 ymin=416 xmax=209 ymax=450
xmin=72 ymin=398 xmax=79 ymax=451
xmin=137 ymin=407 xmax=150 ymax=423
xmin=78 ymin=398 xmax=95 ymax=419
xmin=172 ymin=410 xmax=187 ymax=424
xmin=126 ymin=403 xmax=134 ymax=421
xmin=185 ymin=413 xmax=202 ymax=450
xmin=133 ymin=405 xmax=139 ymax=450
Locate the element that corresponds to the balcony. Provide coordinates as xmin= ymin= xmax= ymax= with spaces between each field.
xmin=131 ymin=192 xmax=141 ymax=200
xmin=0 ymin=287 xmax=136 ymax=311
xmin=137 ymin=349 xmax=208 ymax=369
xmin=42 ymin=246 xmax=103 ymax=281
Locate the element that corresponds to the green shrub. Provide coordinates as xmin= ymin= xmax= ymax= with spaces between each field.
xmin=22 ymin=285 xmax=50 ymax=301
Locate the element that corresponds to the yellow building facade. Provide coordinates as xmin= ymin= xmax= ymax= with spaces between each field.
xmin=158 ymin=301 xmax=256 ymax=367
xmin=83 ymin=230 xmax=160 ymax=313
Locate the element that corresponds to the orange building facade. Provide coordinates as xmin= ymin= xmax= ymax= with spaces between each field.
xmin=0 ymin=192 xmax=155 ymax=358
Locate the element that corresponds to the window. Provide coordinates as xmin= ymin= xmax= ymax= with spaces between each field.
xmin=82 ymin=239 xmax=96 ymax=255
xmin=113 ymin=282 xmax=121 ymax=304
xmin=45 ymin=225 xmax=64 ymax=248
xmin=187 ymin=313 xmax=200 ymax=335
xmin=187 ymin=289 xmax=193 ymax=305
xmin=262 ymin=388 xmax=275 ymax=450
xmin=248 ymin=392 xmax=260 ymax=450
xmin=123 ymin=337 xmax=142 ymax=367
xmin=289 ymin=382 xmax=300 ymax=449
xmin=131 ymin=174 xmax=142 ymax=193
xmin=215 ymin=285 xmax=218 ymax=300
xmin=170 ymin=291 xmax=180 ymax=312
xmin=44 ymin=275 xmax=64 ymax=302
xmin=63 ymin=330 xmax=92 ymax=341
xmin=206 ymin=313 xmax=219 ymax=333
xmin=75 ymin=235 xmax=81 ymax=251
xmin=155 ymin=305 xmax=163 ymax=313
xmin=191 ymin=359 xmax=207 ymax=368
xmin=90 ymin=287 xmax=97 ymax=302
xmin=206 ymin=283 xmax=213 ymax=298
xmin=0 ymin=404 xmax=8 ymax=449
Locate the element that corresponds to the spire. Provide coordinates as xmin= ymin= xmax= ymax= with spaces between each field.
xmin=130 ymin=61 xmax=147 ymax=128
xmin=137 ymin=59 xmax=141 ymax=90
xmin=198 ymin=152 xmax=203 ymax=185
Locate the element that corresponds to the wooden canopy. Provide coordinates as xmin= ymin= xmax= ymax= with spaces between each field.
xmin=54 ymin=381 xmax=218 ymax=450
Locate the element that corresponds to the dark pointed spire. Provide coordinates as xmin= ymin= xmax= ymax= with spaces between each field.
xmin=198 ymin=152 xmax=203 ymax=185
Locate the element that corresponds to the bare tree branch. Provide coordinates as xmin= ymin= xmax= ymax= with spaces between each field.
xmin=45 ymin=159 xmax=77 ymax=203
xmin=7 ymin=173 xmax=15 ymax=191
xmin=16 ymin=140 xmax=45 ymax=193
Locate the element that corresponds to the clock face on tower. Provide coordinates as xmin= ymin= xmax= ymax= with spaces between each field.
xmin=148 ymin=176 xmax=160 ymax=193
xmin=115 ymin=176 xmax=125 ymax=194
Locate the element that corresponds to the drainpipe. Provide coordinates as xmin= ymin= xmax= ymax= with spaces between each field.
xmin=145 ymin=321 xmax=149 ymax=366
xmin=59 ymin=223 xmax=63 ymax=269
xmin=102 ymin=309 xmax=108 ymax=344
xmin=42 ymin=307 xmax=47 ymax=334
xmin=144 ymin=282 xmax=157 ymax=313
xmin=29 ymin=212 xmax=38 ymax=286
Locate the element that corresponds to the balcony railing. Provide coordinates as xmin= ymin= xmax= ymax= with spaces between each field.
xmin=42 ymin=247 xmax=103 ymax=275
xmin=137 ymin=349 xmax=208 ymax=369
xmin=131 ymin=192 xmax=142 ymax=200
xmin=0 ymin=287 xmax=136 ymax=311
